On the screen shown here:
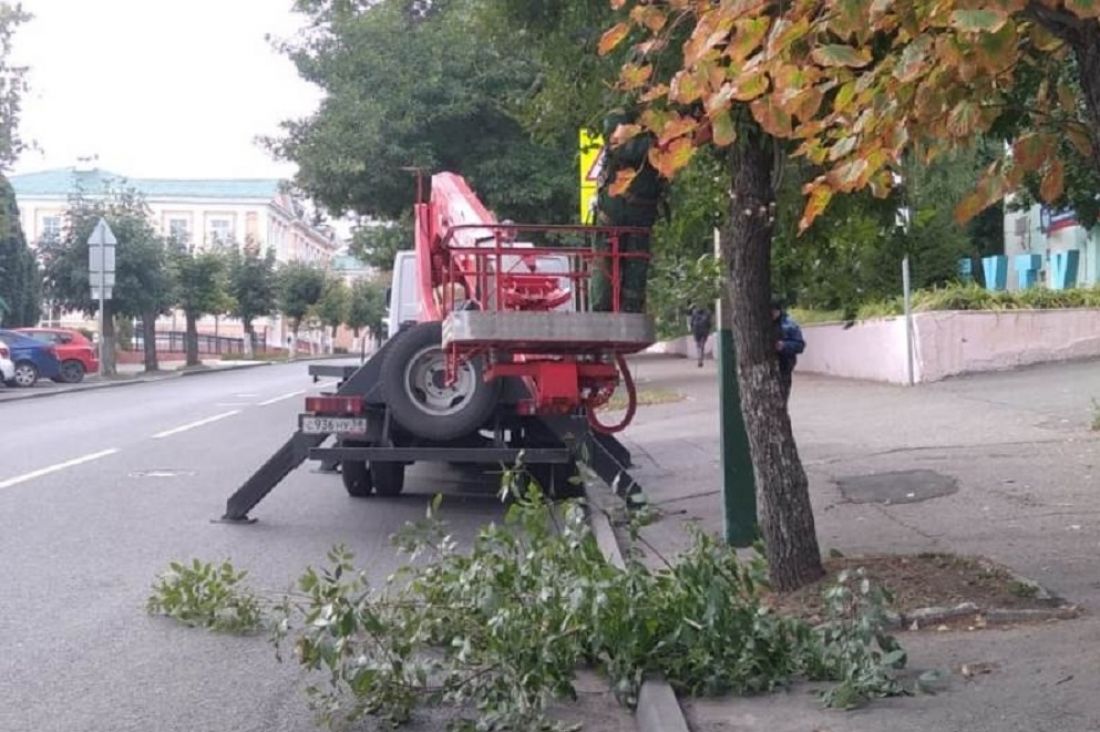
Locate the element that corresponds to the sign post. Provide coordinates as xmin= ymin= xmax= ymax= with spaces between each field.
xmin=714 ymin=228 xmax=758 ymax=546
xmin=88 ymin=218 xmax=117 ymax=377
xmin=896 ymin=203 xmax=914 ymax=386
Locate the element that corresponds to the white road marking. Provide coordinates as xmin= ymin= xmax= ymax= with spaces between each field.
xmin=258 ymin=389 xmax=305 ymax=406
xmin=214 ymin=402 xmax=250 ymax=407
xmin=234 ymin=393 xmax=259 ymax=398
xmin=0 ymin=449 xmax=120 ymax=490
xmin=153 ymin=410 xmax=241 ymax=439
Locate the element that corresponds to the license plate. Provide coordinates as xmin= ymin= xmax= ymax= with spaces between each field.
xmin=301 ymin=416 xmax=368 ymax=435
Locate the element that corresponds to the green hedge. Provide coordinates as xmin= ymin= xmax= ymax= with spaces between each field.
xmin=853 ymin=283 xmax=1100 ymax=320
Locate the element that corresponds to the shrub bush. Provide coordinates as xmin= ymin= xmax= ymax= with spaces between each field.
xmin=851 ymin=282 xmax=1100 ymax=320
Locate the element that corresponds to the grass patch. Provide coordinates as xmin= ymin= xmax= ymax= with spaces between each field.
xmin=789 ymin=308 xmax=845 ymax=325
xmin=601 ymin=387 xmax=685 ymax=412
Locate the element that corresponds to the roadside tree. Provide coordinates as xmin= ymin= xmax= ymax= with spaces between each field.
xmin=169 ymin=245 xmax=228 ymax=368
xmin=277 ymin=261 xmax=326 ymax=358
xmin=267 ymin=0 xmax=575 ymax=224
xmin=345 ymin=277 xmax=387 ymax=356
xmin=604 ymin=0 xmax=1100 ymax=589
xmin=40 ymin=188 xmax=173 ymax=375
xmin=0 ymin=5 xmax=38 ymax=327
xmin=227 ymin=242 xmax=277 ymax=357
xmin=0 ymin=176 xmax=38 ymax=326
xmin=316 ymin=275 xmax=349 ymax=351
xmin=0 ymin=2 xmax=29 ymax=170
xmin=348 ymin=218 xmax=412 ymax=273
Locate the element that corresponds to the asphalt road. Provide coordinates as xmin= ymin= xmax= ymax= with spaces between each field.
xmin=0 ymin=360 xmax=518 ymax=732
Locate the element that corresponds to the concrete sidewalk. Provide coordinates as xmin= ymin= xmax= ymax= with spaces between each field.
xmin=619 ymin=355 xmax=1100 ymax=732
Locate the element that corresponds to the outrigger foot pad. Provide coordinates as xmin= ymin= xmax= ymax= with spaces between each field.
xmin=211 ymin=515 xmax=258 ymax=525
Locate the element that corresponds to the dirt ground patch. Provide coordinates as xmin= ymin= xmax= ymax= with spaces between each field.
xmin=769 ymin=553 xmax=1066 ymax=626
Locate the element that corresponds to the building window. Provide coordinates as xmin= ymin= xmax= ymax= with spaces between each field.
xmin=168 ymin=218 xmax=190 ymax=245
xmin=41 ymin=216 xmax=61 ymax=242
xmin=207 ymin=218 xmax=234 ymax=245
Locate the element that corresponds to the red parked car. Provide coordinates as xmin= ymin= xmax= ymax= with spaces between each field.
xmin=16 ymin=327 xmax=99 ymax=383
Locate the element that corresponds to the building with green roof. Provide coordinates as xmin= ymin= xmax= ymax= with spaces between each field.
xmin=10 ymin=166 xmax=338 ymax=265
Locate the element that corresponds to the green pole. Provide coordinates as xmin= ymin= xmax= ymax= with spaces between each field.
xmin=715 ymin=229 xmax=757 ymax=546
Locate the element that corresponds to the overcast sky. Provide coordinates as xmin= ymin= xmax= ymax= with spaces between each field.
xmin=11 ymin=0 xmax=322 ymax=180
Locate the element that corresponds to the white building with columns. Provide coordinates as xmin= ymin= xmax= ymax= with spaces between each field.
xmin=10 ymin=165 xmax=341 ymax=350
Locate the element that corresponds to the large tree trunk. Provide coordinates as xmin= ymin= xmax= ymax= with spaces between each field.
xmin=1072 ymin=24 xmax=1100 ymax=172
xmin=723 ymin=128 xmax=824 ymax=592
xmin=185 ymin=311 xmax=200 ymax=367
xmin=1029 ymin=4 xmax=1100 ymax=171
xmin=141 ymin=310 xmax=159 ymax=372
xmin=243 ymin=321 xmax=254 ymax=359
xmin=100 ymin=301 xmax=117 ymax=377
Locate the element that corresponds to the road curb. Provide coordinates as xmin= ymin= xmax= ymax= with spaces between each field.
xmin=584 ymin=484 xmax=691 ymax=732
xmin=0 ymin=360 xmax=279 ymax=403
xmin=0 ymin=375 xmax=176 ymax=402
xmin=177 ymin=361 xmax=273 ymax=377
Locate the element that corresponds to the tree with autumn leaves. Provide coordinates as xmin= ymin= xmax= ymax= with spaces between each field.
xmin=601 ymin=0 xmax=1099 ymax=590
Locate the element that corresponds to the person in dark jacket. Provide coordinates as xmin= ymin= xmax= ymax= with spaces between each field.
xmin=688 ymin=304 xmax=712 ymax=367
xmin=772 ymin=297 xmax=805 ymax=405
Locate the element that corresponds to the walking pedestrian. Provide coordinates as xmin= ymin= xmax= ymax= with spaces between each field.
xmin=688 ymin=304 xmax=712 ymax=368
xmin=771 ymin=296 xmax=805 ymax=405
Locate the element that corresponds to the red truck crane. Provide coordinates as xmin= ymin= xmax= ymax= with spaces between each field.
xmin=220 ymin=173 xmax=655 ymax=522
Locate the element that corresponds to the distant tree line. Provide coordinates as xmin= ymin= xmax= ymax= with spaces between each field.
xmin=28 ymin=185 xmax=387 ymax=375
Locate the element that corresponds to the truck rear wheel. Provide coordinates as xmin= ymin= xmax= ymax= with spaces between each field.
xmin=372 ymin=462 xmax=405 ymax=496
xmin=381 ymin=321 xmax=500 ymax=441
xmin=341 ymin=460 xmax=373 ymax=497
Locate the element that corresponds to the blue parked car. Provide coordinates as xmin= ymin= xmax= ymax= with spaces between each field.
xmin=0 ymin=329 xmax=62 ymax=387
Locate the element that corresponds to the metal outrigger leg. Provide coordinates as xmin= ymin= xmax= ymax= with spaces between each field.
xmin=216 ymin=339 xmax=398 ymax=524
xmin=536 ymin=415 xmax=647 ymax=508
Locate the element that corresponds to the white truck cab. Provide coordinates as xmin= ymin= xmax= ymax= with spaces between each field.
xmin=385 ymin=247 xmax=574 ymax=341
xmin=385 ymin=251 xmax=421 ymax=340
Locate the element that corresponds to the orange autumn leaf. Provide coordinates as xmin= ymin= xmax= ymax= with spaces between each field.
xmin=620 ymin=63 xmax=654 ymax=90
xmin=599 ymin=22 xmax=630 ymax=56
xmin=710 ymin=109 xmax=737 ymax=146
xmin=611 ymin=123 xmax=643 ymax=146
xmin=810 ymin=44 xmax=872 ymax=68
xmin=647 ymin=138 xmax=697 ymax=178
xmin=799 ymin=183 xmax=834 ymax=232
xmin=630 ymin=5 xmax=668 ymax=32
xmin=658 ymin=114 xmax=700 ymax=144
xmin=609 ymin=168 xmax=638 ymax=197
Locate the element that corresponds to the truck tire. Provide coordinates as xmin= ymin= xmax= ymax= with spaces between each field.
xmin=381 ymin=321 xmax=500 ymax=441
xmin=372 ymin=462 xmax=405 ymax=496
xmin=341 ymin=460 xmax=373 ymax=497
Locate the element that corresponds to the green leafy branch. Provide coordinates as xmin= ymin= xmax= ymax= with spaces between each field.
xmin=148 ymin=474 xmax=909 ymax=730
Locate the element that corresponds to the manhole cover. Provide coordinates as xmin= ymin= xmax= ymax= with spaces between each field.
xmin=129 ymin=469 xmax=197 ymax=479
xmin=837 ymin=469 xmax=957 ymax=505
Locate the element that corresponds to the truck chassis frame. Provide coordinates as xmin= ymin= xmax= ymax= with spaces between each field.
xmin=220 ymin=340 xmax=643 ymax=524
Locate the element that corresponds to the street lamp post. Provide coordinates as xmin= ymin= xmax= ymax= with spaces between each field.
xmin=894 ymin=174 xmax=914 ymax=386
